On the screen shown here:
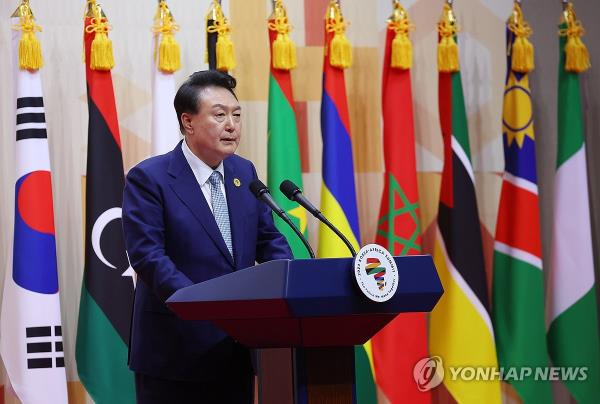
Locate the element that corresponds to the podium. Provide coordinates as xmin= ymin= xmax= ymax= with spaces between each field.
xmin=167 ymin=256 xmax=443 ymax=403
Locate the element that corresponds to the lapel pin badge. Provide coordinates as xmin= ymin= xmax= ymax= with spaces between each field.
xmin=233 ymin=178 xmax=241 ymax=187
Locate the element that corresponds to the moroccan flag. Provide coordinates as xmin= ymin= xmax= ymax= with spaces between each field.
xmin=547 ymin=4 xmax=600 ymax=403
xmin=0 ymin=7 xmax=67 ymax=404
xmin=75 ymin=3 xmax=135 ymax=403
xmin=318 ymin=2 xmax=375 ymax=403
xmin=428 ymin=4 xmax=501 ymax=403
xmin=371 ymin=5 xmax=429 ymax=404
xmin=152 ymin=0 xmax=180 ymax=156
xmin=267 ymin=1 xmax=308 ymax=258
xmin=491 ymin=4 xmax=552 ymax=403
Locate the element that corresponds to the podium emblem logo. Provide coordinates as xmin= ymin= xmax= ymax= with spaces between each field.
xmin=353 ymin=244 xmax=398 ymax=302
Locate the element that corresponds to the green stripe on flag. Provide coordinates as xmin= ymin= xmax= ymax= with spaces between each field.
xmin=451 ymin=66 xmax=472 ymax=160
xmin=76 ymin=286 xmax=135 ymax=404
xmin=267 ymin=74 xmax=308 ymax=258
xmin=355 ymin=346 xmax=377 ymax=403
xmin=548 ymin=288 xmax=600 ymax=403
xmin=492 ymin=251 xmax=552 ymax=403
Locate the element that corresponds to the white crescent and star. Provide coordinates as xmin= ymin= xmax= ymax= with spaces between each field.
xmin=91 ymin=207 xmax=136 ymax=288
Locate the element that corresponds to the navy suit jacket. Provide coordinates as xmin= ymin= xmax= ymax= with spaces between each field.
xmin=122 ymin=141 xmax=292 ymax=381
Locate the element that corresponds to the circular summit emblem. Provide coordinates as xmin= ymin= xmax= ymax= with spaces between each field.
xmin=353 ymin=244 xmax=398 ymax=302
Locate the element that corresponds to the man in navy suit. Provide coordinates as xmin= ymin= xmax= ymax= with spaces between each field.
xmin=122 ymin=70 xmax=292 ymax=403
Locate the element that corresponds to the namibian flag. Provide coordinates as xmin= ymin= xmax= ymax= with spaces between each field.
xmin=75 ymin=3 xmax=135 ymax=403
xmin=492 ymin=4 xmax=552 ymax=402
xmin=428 ymin=4 xmax=501 ymax=403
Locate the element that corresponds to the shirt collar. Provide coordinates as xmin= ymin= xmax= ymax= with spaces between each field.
xmin=181 ymin=138 xmax=225 ymax=185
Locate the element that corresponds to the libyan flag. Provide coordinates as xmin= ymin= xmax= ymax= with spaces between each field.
xmin=75 ymin=13 xmax=136 ymax=404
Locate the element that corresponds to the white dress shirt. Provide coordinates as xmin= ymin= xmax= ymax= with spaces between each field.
xmin=181 ymin=139 xmax=227 ymax=213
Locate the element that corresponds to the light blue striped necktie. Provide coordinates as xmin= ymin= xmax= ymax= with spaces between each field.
xmin=208 ymin=171 xmax=233 ymax=257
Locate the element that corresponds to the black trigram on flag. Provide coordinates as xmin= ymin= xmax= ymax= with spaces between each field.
xmin=16 ymin=97 xmax=47 ymax=140
xmin=25 ymin=326 xmax=64 ymax=369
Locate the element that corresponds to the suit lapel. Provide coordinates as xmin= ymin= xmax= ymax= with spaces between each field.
xmin=168 ymin=144 xmax=234 ymax=267
xmin=224 ymin=160 xmax=244 ymax=267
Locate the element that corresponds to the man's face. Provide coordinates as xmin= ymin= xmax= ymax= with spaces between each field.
xmin=181 ymin=86 xmax=241 ymax=168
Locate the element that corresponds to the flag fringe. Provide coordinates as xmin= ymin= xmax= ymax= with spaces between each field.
xmin=437 ymin=4 xmax=459 ymax=73
xmin=269 ymin=0 xmax=297 ymax=70
xmin=508 ymin=3 xmax=534 ymax=73
xmin=153 ymin=0 xmax=181 ymax=73
xmin=326 ymin=1 xmax=352 ymax=69
xmin=560 ymin=3 xmax=590 ymax=73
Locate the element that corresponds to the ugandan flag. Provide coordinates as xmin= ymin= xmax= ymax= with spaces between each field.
xmin=428 ymin=4 xmax=501 ymax=403
xmin=491 ymin=4 xmax=552 ymax=402
xmin=371 ymin=4 xmax=430 ymax=403
xmin=75 ymin=3 xmax=135 ymax=403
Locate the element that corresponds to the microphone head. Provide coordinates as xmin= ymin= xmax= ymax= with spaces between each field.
xmin=279 ymin=180 xmax=301 ymax=200
xmin=249 ymin=180 xmax=269 ymax=198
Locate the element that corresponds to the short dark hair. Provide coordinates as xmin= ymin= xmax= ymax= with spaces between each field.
xmin=174 ymin=70 xmax=238 ymax=133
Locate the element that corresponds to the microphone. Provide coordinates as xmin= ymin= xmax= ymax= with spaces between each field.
xmin=279 ymin=180 xmax=357 ymax=257
xmin=249 ymin=180 xmax=315 ymax=259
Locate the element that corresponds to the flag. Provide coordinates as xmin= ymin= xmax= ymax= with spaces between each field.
xmin=205 ymin=0 xmax=235 ymax=72
xmin=428 ymin=4 xmax=501 ymax=403
xmin=0 ymin=4 xmax=67 ymax=403
xmin=151 ymin=0 xmax=180 ymax=156
xmin=267 ymin=0 xmax=307 ymax=258
xmin=491 ymin=4 xmax=552 ymax=403
xmin=547 ymin=3 xmax=600 ymax=403
xmin=318 ymin=2 xmax=375 ymax=402
xmin=371 ymin=3 xmax=429 ymax=403
xmin=75 ymin=2 xmax=135 ymax=403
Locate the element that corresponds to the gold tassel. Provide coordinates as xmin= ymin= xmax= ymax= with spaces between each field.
xmin=269 ymin=1 xmax=297 ymax=70
xmin=85 ymin=2 xmax=115 ymax=71
xmin=560 ymin=3 xmax=591 ymax=73
xmin=12 ymin=2 xmax=43 ymax=71
xmin=206 ymin=1 xmax=236 ymax=72
xmin=508 ymin=3 xmax=534 ymax=73
xmin=153 ymin=1 xmax=181 ymax=73
xmin=326 ymin=1 xmax=352 ymax=69
xmin=388 ymin=2 xmax=414 ymax=70
xmin=437 ymin=3 xmax=459 ymax=73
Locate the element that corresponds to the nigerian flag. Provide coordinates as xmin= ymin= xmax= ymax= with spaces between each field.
xmin=267 ymin=3 xmax=308 ymax=258
xmin=547 ymin=5 xmax=600 ymax=403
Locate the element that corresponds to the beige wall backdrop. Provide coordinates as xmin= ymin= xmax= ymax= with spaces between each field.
xmin=0 ymin=0 xmax=598 ymax=402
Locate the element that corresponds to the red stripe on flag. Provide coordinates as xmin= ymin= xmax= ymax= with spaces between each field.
xmin=268 ymin=24 xmax=295 ymax=108
xmin=495 ymin=180 xmax=542 ymax=258
xmin=84 ymin=17 xmax=122 ymax=150
xmin=323 ymin=29 xmax=352 ymax=136
xmin=438 ymin=72 xmax=453 ymax=209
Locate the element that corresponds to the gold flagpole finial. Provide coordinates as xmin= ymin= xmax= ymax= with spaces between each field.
xmin=508 ymin=1 xmax=534 ymax=73
xmin=12 ymin=0 xmax=43 ymax=71
xmin=206 ymin=0 xmax=236 ymax=71
xmin=388 ymin=1 xmax=414 ymax=69
xmin=437 ymin=2 xmax=459 ymax=72
xmin=560 ymin=2 xmax=590 ymax=72
xmin=84 ymin=0 xmax=114 ymax=70
xmin=325 ymin=0 xmax=352 ymax=68
xmin=153 ymin=0 xmax=181 ymax=73
xmin=268 ymin=0 xmax=297 ymax=70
